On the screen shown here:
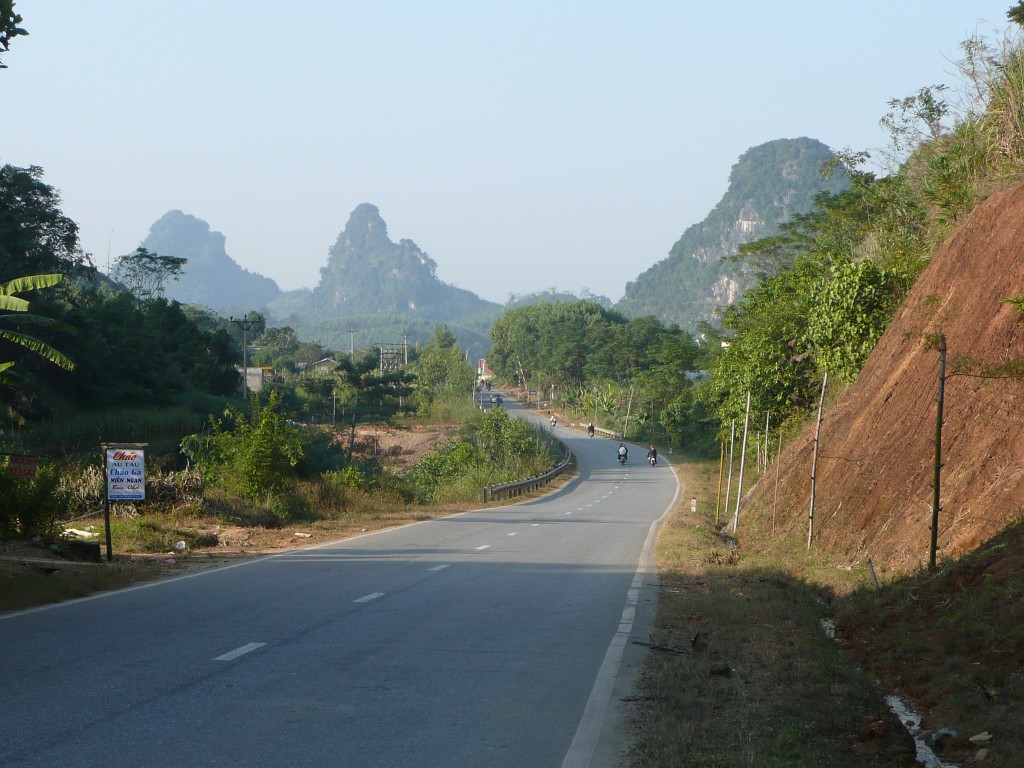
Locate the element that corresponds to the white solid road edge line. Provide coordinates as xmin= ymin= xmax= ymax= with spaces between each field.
xmin=561 ymin=464 xmax=681 ymax=768
xmin=213 ymin=642 xmax=266 ymax=661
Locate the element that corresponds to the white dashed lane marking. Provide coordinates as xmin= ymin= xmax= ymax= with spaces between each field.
xmin=354 ymin=592 xmax=385 ymax=603
xmin=213 ymin=642 xmax=266 ymax=661
xmin=428 ymin=564 xmax=450 ymax=571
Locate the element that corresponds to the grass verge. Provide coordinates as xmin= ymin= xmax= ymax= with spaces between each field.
xmin=630 ymin=454 xmax=916 ymax=767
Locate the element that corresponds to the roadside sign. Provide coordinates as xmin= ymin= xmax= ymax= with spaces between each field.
xmin=6 ymin=454 xmax=37 ymax=478
xmin=101 ymin=442 xmax=148 ymax=562
xmin=691 ymin=496 xmax=697 ymax=513
xmin=106 ymin=447 xmax=146 ymax=501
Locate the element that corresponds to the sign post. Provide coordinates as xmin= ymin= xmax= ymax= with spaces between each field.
xmin=101 ymin=443 xmax=147 ymax=562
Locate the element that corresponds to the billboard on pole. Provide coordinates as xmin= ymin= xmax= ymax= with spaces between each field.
xmin=106 ymin=448 xmax=145 ymax=501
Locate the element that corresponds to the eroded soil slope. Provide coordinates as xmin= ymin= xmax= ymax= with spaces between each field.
xmin=743 ymin=185 xmax=1024 ymax=575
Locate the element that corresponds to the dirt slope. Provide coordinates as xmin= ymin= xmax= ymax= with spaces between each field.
xmin=743 ymin=185 xmax=1024 ymax=575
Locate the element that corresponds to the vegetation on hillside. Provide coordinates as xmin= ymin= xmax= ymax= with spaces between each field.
xmin=0 ymin=164 xmax=558 ymax=542
xmin=696 ymin=24 xmax=1024 ymax=452
xmin=484 ymin=21 xmax=1024 ymax=480
xmin=617 ymin=137 xmax=851 ymax=331
xmin=487 ymin=300 xmax=712 ymax=451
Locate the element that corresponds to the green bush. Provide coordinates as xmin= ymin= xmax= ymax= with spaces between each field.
xmin=406 ymin=439 xmax=478 ymax=501
xmin=0 ymin=459 xmax=63 ymax=537
xmin=181 ymin=391 xmax=307 ymax=499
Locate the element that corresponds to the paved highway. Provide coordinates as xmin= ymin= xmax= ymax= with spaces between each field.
xmin=0 ymin=399 xmax=678 ymax=767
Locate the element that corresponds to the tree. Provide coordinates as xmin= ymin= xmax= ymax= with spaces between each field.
xmin=111 ymin=247 xmax=188 ymax=302
xmin=335 ymin=350 xmax=415 ymax=462
xmin=0 ymin=165 xmax=92 ymax=280
xmin=0 ymin=1 xmax=27 ymax=69
xmin=412 ymin=324 xmax=474 ymax=412
xmin=1009 ymin=2 xmax=1024 ymax=28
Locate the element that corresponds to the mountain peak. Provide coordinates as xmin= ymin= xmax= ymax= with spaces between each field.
xmin=341 ymin=203 xmax=390 ymax=250
xmin=616 ymin=137 xmax=849 ymax=330
xmin=141 ymin=210 xmax=280 ymax=312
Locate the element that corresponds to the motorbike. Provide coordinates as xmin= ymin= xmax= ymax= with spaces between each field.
xmin=618 ymin=452 xmax=627 ymax=466
xmin=648 ymin=454 xmax=657 ymax=466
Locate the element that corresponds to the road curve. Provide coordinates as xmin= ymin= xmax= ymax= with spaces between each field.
xmin=0 ymin=397 xmax=678 ymax=768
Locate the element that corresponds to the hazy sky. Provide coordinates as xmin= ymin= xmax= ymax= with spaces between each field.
xmin=1 ymin=2 xmax=1014 ymax=304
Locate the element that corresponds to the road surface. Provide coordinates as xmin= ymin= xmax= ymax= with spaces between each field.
xmin=1 ymin=398 xmax=678 ymax=767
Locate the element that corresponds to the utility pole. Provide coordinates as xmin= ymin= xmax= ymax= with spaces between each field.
xmin=732 ymin=391 xmax=751 ymax=533
xmin=808 ymin=372 xmax=828 ymax=549
xmin=623 ymin=385 xmax=634 ymax=438
xmin=348 ymin=328 xmax=356 ymax=360
xmin=715 ymin=441 xmax=725 ymax=527
xmin=229 ymin=315 xmax=259 ymax=400
xmin=723 ymin=420 xmax=736 ymax=522
xmin=106 ymin=229 xmax=115 ymax=274
xmin=930 ymin=335 xmax=947 ymax=570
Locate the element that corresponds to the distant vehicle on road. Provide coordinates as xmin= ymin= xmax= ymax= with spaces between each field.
xmin=490 ymin=394 xmax=503 ymax=404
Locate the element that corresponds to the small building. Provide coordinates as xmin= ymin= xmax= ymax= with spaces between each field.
xmin=300 ymin=357 xmax=339 ymax=376
xmin=239 ymin=366 xmax=266 ymax=392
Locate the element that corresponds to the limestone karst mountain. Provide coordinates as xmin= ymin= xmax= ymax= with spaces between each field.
xmin=140 ymin=210 xmax=281 ymax=314
xmin=616 ymin=137 xmax=849 ymax=331
xmin=134 ymin=205 xmax=500 ymax=356
xmin=262 ymin=204 xmax=501 ymax=356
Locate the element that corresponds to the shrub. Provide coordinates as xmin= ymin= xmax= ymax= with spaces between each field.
xmin=0 ymin=459 xmax=63 ymax=537
xmin=181 ymin=391 xmax=307 ymax=499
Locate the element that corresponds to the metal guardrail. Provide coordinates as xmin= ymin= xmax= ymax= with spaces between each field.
xmin=483 ymin=447 xmax=573 ymax=503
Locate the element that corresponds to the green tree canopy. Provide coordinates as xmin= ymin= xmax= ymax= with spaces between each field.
xmin=412 ymin=324 xmax=474 ymax=407
xmin=111 ymin=247 xmax=188 ymax=302
xmin=0 ymin=165 xmax=92 ymax=280
xmin=0 ymin=1 xmax=27 ymax=69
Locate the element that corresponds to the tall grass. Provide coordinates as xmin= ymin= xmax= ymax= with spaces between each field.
xmin=4 ymin=405 xmax=206 ymax=464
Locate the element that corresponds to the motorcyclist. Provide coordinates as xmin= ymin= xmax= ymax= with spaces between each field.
xmin=647 ymin=444 xmax=658 ymax=465
xmin=617 ymin=442 xmax=628 ymax=464
xmin=586 ymin=422 xmax=595 ymax=437
xmin=550 ymin=414 xmax=557 ymax=429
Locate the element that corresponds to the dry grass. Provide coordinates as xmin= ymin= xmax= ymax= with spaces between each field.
xmin=629 ymin=455 xmax=916 ymax=767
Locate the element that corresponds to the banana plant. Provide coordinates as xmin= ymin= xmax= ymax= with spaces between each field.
xmin=0 ymin=273 xmax=75 ymax=387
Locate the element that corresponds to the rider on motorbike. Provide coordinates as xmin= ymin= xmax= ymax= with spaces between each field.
xmin=647 ymin=444 xmax=658 ymax=465
xmin=586 ymin=422 xmax=595 ymax=437
xmin=617 ymin=442 xmax=628 ymax=464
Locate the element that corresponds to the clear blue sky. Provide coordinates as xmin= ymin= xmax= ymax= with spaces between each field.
xmin=1 ymin=1 xmax=1014 ymax=304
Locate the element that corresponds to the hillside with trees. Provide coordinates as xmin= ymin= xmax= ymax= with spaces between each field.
xmin=616 ymin=137 xmax=850 ymax=331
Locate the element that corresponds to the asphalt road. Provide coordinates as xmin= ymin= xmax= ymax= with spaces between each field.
xmin=1 ymin=399 xmax=678 ymax=768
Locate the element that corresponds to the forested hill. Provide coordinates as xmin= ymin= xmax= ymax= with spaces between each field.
xmin=142 ymin=210 xmax=282 ymax=315
xmin=616 ymin=137 xmax=850 ymax=331
xmin=264 ymin=204 xmax=501 ymax=357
